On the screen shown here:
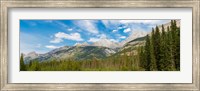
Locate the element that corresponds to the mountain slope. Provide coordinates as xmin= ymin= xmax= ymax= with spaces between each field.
xmin=24 ymin=46 xmax=116 ymax=63
xmin=24 ymin=51 xmax=40 ymax=64
xmin=112 ymin=36 xmax=146 ymax=57
xmin=92 ymin=38 xmax=119 ymax=48
xmin=120 ymin=30 xmax=147 ymax=47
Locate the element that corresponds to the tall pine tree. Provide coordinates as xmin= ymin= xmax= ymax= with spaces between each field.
xmin=144 ymin=34 xmax=157 ymax=71
xmin=154 ymin=26 xmax=161 ymax=70
xmin=165 ymin=26 xmax=176 ymax=70
xmin=20 ymin=53 xmax=26 ymax=71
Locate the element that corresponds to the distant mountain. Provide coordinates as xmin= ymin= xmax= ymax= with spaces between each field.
xmin=24 ymin=51 xmax=40 ymax=64
xmin=24 ymin=46 xmax=116 ymax=63
xmin=92 ymin=38 xmax=119 ymax=49
xmin=90 ymin=30 xmax=147 ymax=49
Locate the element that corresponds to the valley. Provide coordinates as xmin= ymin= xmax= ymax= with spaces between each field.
xmin=20 ymin=20 xmax=180 ymax=71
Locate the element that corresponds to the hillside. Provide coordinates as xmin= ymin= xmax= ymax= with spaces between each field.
xmin=24 ymin=46 xmax=116 ymax=63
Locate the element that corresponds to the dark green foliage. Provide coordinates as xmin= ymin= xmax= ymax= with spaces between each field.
xmin=24 ymin=54 xmax=142 ymax=71
xmin=143 ymin=34 xmax=157 ymax=71
xmin=159 ymin=24 xmax=168 ymax=70
xmin=139 ymin=46 xmax=146 ymax=70
xmin=171 ymin=20 xmax=180 ymax=70
xmin=141 ymin=20 xmax=180 ymax=71
xmin=27 ymin=60 xmax=41 ymax=71
xmin=20 ymin=53 xmax=26 ymax=71
xmin=164 ymin=26 xmax=176 ymax=70
xmin=153 ymin=26 xmax=162 ymax=70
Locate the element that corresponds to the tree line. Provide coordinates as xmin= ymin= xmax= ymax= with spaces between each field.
xmin=20 ymin=20 xmax=180 ymax=71
xmin=20 ymin=53 xmax=142 ymax=71
xmin=139 ymin=20 xmax=180 ymax=71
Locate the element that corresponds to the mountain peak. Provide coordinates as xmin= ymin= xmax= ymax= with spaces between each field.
xmin=25 ymin=51 xmax=38 ymax=57
xmin=92 ymin=38 xmax=119 ymax=49
xmin=24 ymin=51 xmax=39 ymax=63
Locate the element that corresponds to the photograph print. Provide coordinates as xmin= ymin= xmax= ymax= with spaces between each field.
xmin=20 ymin=19 xmax=180 ymax=71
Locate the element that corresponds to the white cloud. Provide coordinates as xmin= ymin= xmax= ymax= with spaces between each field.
xmin=99 ymin=34 xmax=107 ymax=39
xmin=50 ymin=32 xmax=83 ymax=43
xmin=101 ymin=20 xmax=111 ymax=28
xmin=45 ymin=21 xmax=71 ymax=31
xmin=45 ymin=45 xmax=60 ymax=49
xmin=123 ymin=28 xmax=131 ymax=33
xmin=50 ymin=38 xmax=63 ymax=43
xmin=110 ymin=39 xmax=119 ymax=43
xmin=88 ymin=34 xmax=107 ymax=43
xmin=55 ymin=32 xmax=83 ymax=41
xmin=119 ymin=36 xmax=126 ymax=39
xmin=101 ymin=20 xmax=120 ymax=29
xmin=112 ymin=29 xmax=118 ymax=32
xmin=68 ymin=28 xmax=73 ymax=31
xmin=88 ymin=38 xmax=100 ymax=42
xmin=73 ymin=20 xmax=98 ymax=34
xmin=55 ymin=21 xmax=68 ymax=28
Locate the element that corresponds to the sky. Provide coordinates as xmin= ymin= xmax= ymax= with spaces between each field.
xmin=20 ymin=20 xmax=170 ymax=54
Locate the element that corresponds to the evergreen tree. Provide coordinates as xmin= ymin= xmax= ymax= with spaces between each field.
xmin=34 ymin=61 xmax=41 ymax=71
xmin=169 ymin=20 xmax=180 ymax=70
xmin=173 ymin=20 xmax=180 ymax=70
xmin=144 ymin=34 xmax=157 ymax=71
xmin=176 ymin=27 xmax=180 ymax=70
xmin=154 ymin=26 xmax=161 ymax=70
xmin=20 ymin=53 xmax=26 ymax=71
xmin=145 ymin=35 xmax=151 ymax=70
xmin=151 ymin=28 xmax=155 ymax=48
xmin=159 ymin=24 xmax=168 ymax=70
xmin=165 ymin=26 xmax=176 ymax=70
xmin=149 ymin=33 xmax=157 ymax=71
xmin=139 ymin=46 xmax=146 ymax=70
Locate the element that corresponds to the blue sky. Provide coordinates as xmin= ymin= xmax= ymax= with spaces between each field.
xmin=20 ymin=20 xmax=170 ymax=54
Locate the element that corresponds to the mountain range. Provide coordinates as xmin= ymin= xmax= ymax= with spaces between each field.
xmin=23 ymin=20 xmax=180 ymax=63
